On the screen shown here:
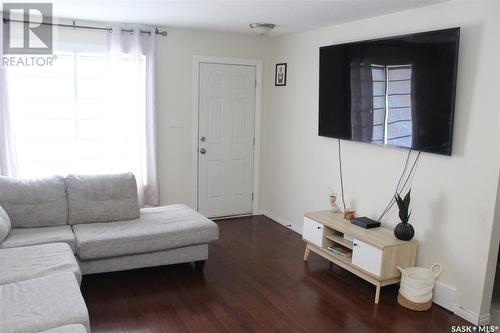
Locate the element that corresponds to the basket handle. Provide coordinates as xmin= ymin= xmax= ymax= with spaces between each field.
xmin=397 ymin=266 xmax=406 ymax=277
xmin=431 ymin=263 xmax=442 ymax=279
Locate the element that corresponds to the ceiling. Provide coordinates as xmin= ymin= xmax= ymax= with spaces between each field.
xmin=4 ymin=0 xmax=448 ymax=36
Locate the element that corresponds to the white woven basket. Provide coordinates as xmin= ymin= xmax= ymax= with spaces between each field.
xmin=397 ymin=263 xmax=441 ymax=303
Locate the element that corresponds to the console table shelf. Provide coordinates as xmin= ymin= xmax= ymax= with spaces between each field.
xmin=303 ymin=210 xmax=418 ymax=303
xmin=325 ymin=234 xmax=353 ymax=249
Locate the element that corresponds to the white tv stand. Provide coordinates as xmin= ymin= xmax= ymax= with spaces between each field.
xmin=303 ymin=210 xmax=418 ymax=303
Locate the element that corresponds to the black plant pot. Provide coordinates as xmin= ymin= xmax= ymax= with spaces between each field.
xmin=394 ymin=223 xmax=414 ymax=241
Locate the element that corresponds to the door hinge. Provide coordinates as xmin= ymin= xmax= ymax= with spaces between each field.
xmin=255 ymin=79 xmax=257 ymax=88
xmin=252 ymin=193 xmax=254 ymax=201
xmin=253 ymin=137 xmax=256 ymax=146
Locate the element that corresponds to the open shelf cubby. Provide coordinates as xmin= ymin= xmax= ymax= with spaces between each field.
xmin=322 ymin=227 xmax=353 ymax=261
xmin=325 ymin=234 xmax=353 ymax=250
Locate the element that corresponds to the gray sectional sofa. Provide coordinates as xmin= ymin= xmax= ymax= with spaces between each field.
xmin=0 ymin=173 xmax=219 ymax=333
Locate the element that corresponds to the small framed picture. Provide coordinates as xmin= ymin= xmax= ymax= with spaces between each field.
xmin=275 ymin=63 xmax=287 ymax=86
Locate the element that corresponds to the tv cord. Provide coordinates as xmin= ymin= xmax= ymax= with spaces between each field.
xmin=338 ymin=139 xmax=347 ymax=212
xmin=378 ymin=149 xmax=411 ymax=220
xmin=378 ymin=150 xmax=421 ymax=221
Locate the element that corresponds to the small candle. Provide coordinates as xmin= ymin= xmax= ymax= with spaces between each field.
xmin=344 ymin=209 xmax=355 ymax=221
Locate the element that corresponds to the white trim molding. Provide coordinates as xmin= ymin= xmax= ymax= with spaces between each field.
xmin=191 ymin=56 xmax=263 ymax=216
xmin=478 ymin=313 xmax=491 ymax=326
xmin=261 ymin=210 xmax=302 ymax=235
xmin=454 ymin=305 xmax=490 ymax=326
xmin=433 ymin=281 xmax=456 ymax=313
xmin=433 ymin=281 xmax=490 ymax=325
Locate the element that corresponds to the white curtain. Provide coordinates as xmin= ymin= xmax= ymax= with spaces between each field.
xmin=0 ymin=22 xmax=18 ymax=176
xmin=108 ymin=27 xmax=159 ymax=206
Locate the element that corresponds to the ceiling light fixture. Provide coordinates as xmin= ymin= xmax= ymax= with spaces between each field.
xmin=249 ymin=23 xmax=275 ymax=37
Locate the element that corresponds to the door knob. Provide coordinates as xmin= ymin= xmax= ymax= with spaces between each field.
xmin=200 ymin=148 xmax=207 ymax=154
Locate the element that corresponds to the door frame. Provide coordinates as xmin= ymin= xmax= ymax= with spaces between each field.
xmin=191 ymin=56 xmax=263 ymax=216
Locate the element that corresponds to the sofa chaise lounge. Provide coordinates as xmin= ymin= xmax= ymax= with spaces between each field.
xmin=0 ymin=173 xmax=219 ymax=333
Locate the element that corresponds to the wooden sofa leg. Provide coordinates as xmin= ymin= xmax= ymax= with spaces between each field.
xmin=194 ymin=260 xmax=206 ymax=272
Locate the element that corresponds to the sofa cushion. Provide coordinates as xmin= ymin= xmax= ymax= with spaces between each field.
xmin=0 ymin=176 xmax=68 ymax=228
xmin=0 ymin=225 xmax=76 ymax=252
xmin=0 ymin=206 xmax=10 ymax=243
xmin=66 ymin=173 xmax=140 ymax=225
xmin=0 ymin=272 xmax=90 ymax=333
xmin=39 ymin=324 xmax=88 ymax=333
xmin=73 ymin=204 xmax=219 ymax=260
xmin=0 ymin=243 xmax=81 ymax=285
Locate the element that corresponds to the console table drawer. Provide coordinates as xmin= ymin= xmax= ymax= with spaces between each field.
xmin=352 ymin=239 xmax=383 ymax=277
xmin=303 ymin=217 xmax=324 ymax=247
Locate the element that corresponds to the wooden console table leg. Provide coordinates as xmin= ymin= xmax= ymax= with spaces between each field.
xmin=374 ymin=283 xmax=381 ymax=304
xmin=303 ymin=244 xmax=311 ymax=261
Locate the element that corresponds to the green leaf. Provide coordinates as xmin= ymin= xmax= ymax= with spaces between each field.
xmin=403 ymin=189 xmax=411 ymax=210
xmin=399 ymin=209 xmax=408 ymax=224
xmin=395 ymin=193 xmax=409 ymax=224
xmin=395 ymin=194 xmax=404 ymax=211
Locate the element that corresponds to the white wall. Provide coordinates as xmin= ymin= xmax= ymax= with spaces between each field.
xmin=260 ymin=0 xmax=499 ymax=322
xmin=155 ymin=28 xmax=268 ymax=206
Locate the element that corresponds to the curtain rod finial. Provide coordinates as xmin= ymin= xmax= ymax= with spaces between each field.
xmin=155 ymin=27 xmax=167 ymax=36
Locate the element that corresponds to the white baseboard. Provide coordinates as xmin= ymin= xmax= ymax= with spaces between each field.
xmin=433 ymin=281 xmax=490 ymax=325
xmin=479 ymin=313 xmax=491 ymax=325
xmin=433 ymin=281 xmax=456 ymax=312
xmin=261 ymin=210 xmax=302 ymax=235
xmin=252 ymin=209 xmax=263 ymax=215
xmin=454 ymin=305 xmax=491 ymax=325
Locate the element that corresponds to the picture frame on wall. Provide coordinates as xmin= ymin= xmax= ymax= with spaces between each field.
xmin=275 ymin=63 xmax=287 ymax=86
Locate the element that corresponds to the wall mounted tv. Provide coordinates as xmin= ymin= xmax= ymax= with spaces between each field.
xmin=318 ymin=28 xmax=460 ymax=155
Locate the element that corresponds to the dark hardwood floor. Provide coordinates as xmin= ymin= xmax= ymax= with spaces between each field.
xmin=81 ymin=215 xmax=468 ymax=332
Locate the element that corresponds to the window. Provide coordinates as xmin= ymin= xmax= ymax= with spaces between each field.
xmin=7 ymin=49 xmax=146 ymax=177
xmin=371 ymin=64 xmax=413 ymax=147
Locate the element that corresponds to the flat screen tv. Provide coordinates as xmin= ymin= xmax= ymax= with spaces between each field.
xmin=319 ymin=28 xmax=460 ymax=155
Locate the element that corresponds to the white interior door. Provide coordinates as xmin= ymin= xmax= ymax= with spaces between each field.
xmin=198 ymin=63 xmax=256 ymax=218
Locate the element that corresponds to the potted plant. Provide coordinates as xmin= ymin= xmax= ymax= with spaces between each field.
xmin=394 ymin=189 xmax=415 ymax=241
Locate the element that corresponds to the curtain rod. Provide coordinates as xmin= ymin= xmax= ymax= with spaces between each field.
xmin=2 ymin=18 xmax=168 ymax=36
